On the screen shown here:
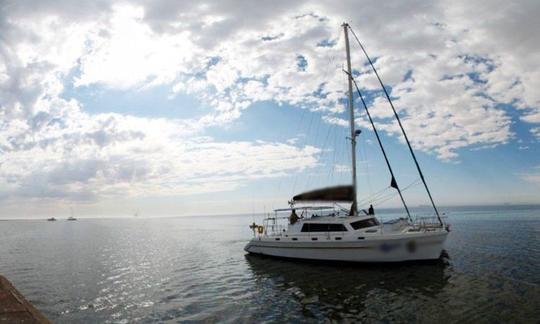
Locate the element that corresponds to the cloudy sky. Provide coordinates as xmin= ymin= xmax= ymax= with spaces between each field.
xmin=1 ymin=0 xmax=539 ymax=218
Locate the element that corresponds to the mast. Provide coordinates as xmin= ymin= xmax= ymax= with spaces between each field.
xmin=343 ymin=23 xmax=358 ymax=216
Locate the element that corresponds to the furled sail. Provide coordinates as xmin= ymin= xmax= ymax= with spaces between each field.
xmin=292 ymin=185 xmax=354 ymax=202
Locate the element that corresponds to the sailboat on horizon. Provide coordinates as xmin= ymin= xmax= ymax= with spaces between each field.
xmin=67 ymin=207 xmax=77 ymax=221
xmin=244 ymin=23 xmax=449 ymax=262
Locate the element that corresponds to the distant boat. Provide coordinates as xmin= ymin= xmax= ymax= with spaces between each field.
xmin=244 ymin=23 xmax=449 ymax=263
xmin=67 ymin=208 xmax=77 ymax=221
xmin=47 ymin=217 xmax=56 ymax=221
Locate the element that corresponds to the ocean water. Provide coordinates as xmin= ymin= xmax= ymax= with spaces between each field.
xmin=0 ymin=206 xmax=539 ymax=323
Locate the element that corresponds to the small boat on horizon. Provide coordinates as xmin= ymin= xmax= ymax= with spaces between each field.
xmin=67 ymin=208 xmax=77 ymax=221
xmin=46 ymin=217 xmax=56 ymax=221
xmin=244 ymin=23 xmax=449 ymax=263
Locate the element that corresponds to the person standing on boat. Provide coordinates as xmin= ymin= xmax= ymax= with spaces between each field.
xmin=289 ymin=209 xmax=299 ymax=225
xmin=362 ymin=204 xmax=375 ymax=216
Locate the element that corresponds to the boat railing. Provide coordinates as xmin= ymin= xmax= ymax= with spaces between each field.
xmin=412 ymin=216 xmax=448 ymax=230
xmin=259 ymin=206 xmax=348 ymax=237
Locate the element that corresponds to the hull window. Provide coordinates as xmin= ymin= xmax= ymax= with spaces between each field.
xmin=301 ymin=223 xmax=348 ymax=232
xmin=350 ymin=218 xmax=380 ymax=230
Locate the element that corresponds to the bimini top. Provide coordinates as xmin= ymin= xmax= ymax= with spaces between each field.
xmin=292 ymin=185 xmax=354 ymax=202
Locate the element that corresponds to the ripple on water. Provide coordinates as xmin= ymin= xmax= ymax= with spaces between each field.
xmin=0 ymin=213 xmax=539 ymax=323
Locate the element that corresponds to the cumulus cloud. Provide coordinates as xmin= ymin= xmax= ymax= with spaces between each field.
xmin=0 ymin=109 xmax=320 ymax=201
xmin=1 ymin=0 xmax=539 ymax=207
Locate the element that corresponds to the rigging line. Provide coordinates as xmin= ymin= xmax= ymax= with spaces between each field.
xmin=372 ymin=179 xmax=422 ymax=208
xmin=358 ymin=130 xmax=373 ymax=200
xmin=328 ymin=120 xmax=342 ymax=184
xmin=357 ymin=187 xmax=391 ymax=207
xmin=348 ymin=25 xmax=442 ymax=226
xmin=274 ymin=101 xmax=308 ymax=202
xmin=291 ymin=107 xmax=315 ymax=197
xmin=329 ymin=70 xmax=349 ymax=186
xmin=361 ymin=188 xmax=400 ymax=207
xmin=327 ymin=123 xmax=337 ymax=184
xmin=346 ymin=71 xmax=412 ymax=222
xmin=304 ymin=109 xmax=325 ymax=190
xmin=307 ymin=112 xmax=332 ymax=187
xmin=317 ymin=122 xmax=337 ymax=188
xmin=401 ymin=178 xmax=422 ymax=192
xmin=310 ymin=109 xmax=325 ymax=183
xmin=335 ymin=124 xmax=345 ymax=184
xmin=305 ymin=31 xmax=342 ymax=190
xmin=317 ymin=41 xmax=342 ymax=187
xmin=343 ymin=131 xmax=352 ymax=186
xmin=338 ymin=66 xmax=352 ymax=187
xmin=372 ymin=191 xmax=400 ymax=207
xmin=373 ymin=190 xmax=398 ymax=204
xmin=374 ymin=179 xmax=422 ymax=207
xmin=358 ymin=184 xmax=392 ymax=202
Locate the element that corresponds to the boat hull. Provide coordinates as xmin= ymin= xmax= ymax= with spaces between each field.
xmin=244 ymin=231 xmax=448 ymax=262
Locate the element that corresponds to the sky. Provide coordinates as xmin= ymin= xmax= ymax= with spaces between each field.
xmin=1 ymin=0 xmax=539 ymax=218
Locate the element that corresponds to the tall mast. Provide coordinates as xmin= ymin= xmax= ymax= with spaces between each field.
xmin=343 ymin=23 xmax=358 ymax=216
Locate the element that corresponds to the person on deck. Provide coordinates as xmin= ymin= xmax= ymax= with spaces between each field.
xmin=290 ymin=209 xmax=299 ymax=225
xmin=363 ymin=204 xmax=375 ymax=216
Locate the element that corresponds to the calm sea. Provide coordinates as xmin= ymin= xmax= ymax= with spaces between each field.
xmin=0 ymin=206 xmax=539 ymax=323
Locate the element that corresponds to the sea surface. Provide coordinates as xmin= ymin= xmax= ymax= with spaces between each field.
xmin=0 ymin=205 xmax=539 ymax=323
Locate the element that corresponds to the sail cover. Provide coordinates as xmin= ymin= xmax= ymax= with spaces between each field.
xmin=292 ymin=185 xmax=354 ymax=202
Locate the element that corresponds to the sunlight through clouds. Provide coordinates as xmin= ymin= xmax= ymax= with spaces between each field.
xmin=0 ymin=0 xmax=539 ymax=211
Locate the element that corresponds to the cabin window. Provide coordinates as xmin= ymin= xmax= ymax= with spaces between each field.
xmin=311 ymin=237 xmax=318 ymax=241
xmin=335 ymin=237 xmax=342 ymax=240
xmin=300 ymin=223 xmax=348 ymax=232
xmin=275 ymin=238 xmax=280 ymax=241
xmin=350 ymin=218 xmax=380 ymax=230
xmin=292 ymin=238 xmax=298 ymax=241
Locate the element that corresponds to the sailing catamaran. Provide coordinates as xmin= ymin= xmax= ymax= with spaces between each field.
xmin=244 ymin=23 xmax=449 ymax=262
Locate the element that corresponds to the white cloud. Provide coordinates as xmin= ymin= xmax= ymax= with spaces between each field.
xmin=1 ymin=0 xmax=540 ymax=208
xmin=0 ymin=109 xmax=320 ymax=201
xmin=519 ymin=166 xmax=540 ymax=186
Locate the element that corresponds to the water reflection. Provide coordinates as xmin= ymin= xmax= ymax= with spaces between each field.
xmin=245 ymin=254 xmax=451 ymax=321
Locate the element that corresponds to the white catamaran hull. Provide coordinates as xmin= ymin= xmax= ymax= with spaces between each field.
xmin=245 ymin=231 xmax=448 ymax=262
xmin=244 ymin=23 xmax=451 ymax=264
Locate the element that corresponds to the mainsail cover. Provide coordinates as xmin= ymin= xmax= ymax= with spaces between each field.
xmin=292 ymin=185 xmax=354 ymax=202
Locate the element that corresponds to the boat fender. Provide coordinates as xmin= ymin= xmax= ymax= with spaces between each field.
xmin=257 ymin=226 xmax=264 ymax=234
